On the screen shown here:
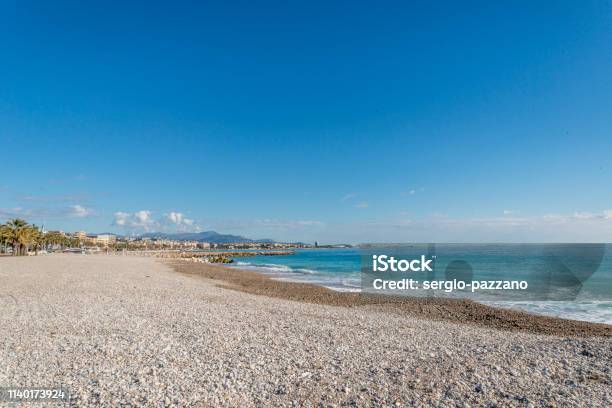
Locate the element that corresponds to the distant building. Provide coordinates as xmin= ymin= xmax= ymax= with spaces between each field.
xmin=314 ymin=241 xmax=319 ymax=248
xmin=182 ymin=241 xmax=198 ymax=249
xmin=74 ymin=231 xmax=87 ymax=239
xmin=96 ymin=234 xmax=116 ymax=246
xmin=81 ymin=235 xmax=97 ymax=246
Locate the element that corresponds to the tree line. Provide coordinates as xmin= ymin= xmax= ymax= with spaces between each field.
xmin=0 ymin=218 xmax=77 ymax=256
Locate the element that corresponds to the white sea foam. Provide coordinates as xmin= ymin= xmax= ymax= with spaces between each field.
xmin=485 ymin=300 xmax=612 ymax=325
xmin=229 ymin=261 xmax=360 ymax=291
xmin=232 ymin=262 xmax=319 ymax=276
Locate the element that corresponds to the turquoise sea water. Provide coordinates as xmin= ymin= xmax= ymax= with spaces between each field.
xmin=234 ymin=248 xmax=362 ymax=291
xmin=232 ymin=246 xmax=612 ymax=324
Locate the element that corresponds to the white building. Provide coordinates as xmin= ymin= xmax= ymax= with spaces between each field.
xmin=96 ymin=234 xmax=116 ymax=246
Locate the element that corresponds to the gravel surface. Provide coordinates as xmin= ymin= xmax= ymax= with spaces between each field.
xmin=1 ymin=254 xmax=611 ymax=407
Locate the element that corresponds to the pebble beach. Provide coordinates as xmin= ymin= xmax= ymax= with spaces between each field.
xmin=1 ymin=254 xmax=611 ymax=407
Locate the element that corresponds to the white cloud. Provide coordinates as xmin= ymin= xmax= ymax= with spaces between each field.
xmin=113 ymin=210 xmax=158 ymax=231
xmin=135 ymin=210 xmax=152 ymax=223
xmin=113 ymin=212 xmax=129 ymax=226
xmin=165 ymin=212 xmax=196 ymax=230
xmin=167 ymin=211 xmax=182 ymax=224
xmin=503 ymin=210 xmax=516 ymax=215
xmin=113 ymin=210 xmax=200 ymax=232
xmin=133 ymin=210 xmax=157 ymax=230
xmin=69 ymin=205 xmax=93 ymax=218
xmin=355 ymin=202 xmax=369 ymax=209
xmin=166 ymin=211 xmax=194 ymax=226
xmin=341 ymin=193 xmax=356 ymax=201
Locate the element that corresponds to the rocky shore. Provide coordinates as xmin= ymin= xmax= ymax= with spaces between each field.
xmin=1 ymin=254 xmax=610 ymax=407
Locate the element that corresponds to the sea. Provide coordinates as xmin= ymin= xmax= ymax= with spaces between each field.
xmin=231 ymin=245 xmax=612 ymax=324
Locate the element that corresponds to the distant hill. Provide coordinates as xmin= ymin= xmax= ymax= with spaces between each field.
xmin=139 ymin=231 xmax=275 ymax=244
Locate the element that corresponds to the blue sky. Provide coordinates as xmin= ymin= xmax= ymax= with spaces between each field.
xmin=1 ymin=1 xmax=612 ymax=243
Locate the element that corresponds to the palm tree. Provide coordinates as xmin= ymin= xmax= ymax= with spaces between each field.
xmin=2 ymin=218 xmax=24 ymax=255
xmin=0 ymin=218 xmax=43 ymax=256
xmin=0 ymin=223 xmax=10 ymax=254
xmin=41 ymin=231 xmax=72 ymax=251
xmin=27 ymin=226 xmax=43 ymax=255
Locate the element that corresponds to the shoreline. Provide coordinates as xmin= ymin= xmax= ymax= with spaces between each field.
xmin=169 ymin=259 xmax=612 ymax=337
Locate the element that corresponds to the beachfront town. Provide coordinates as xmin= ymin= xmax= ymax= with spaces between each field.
xmin=0 ymin=222 xmax=318 ymax=256
xmin=46 ymin=230 xmax=314 ymax=251
xmin=1 ymin=219 xmax=351 ymax=256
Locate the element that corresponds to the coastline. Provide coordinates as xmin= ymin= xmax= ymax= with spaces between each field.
xmin=170 ymin=259 xmax=612 ymax=337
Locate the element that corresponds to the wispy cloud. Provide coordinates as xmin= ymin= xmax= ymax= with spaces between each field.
xmin=18 ymin=193 xmax=92 ymax=202
xmin=401 ymin=187 xmax=423 ymax=197
xmin=211 ymin=219 xmax=325 ymax=230
xmin=0 ymin=204 xmax=94 ymax=220
xmin=303 ymin=209 xmax=612 ymax=243
xmin=0 ymin=207 xmax=33 ymax=219
xmin=572 ymin=211 xmax=596 ymax=220
xmin=355 ymin=202 xmax=369 ymax=209
xmin=355 ymin=209 xmax=612 ymax=242
xmin=256 ymin=219 xmax=324 ymax=228
xmin=47 ymin=174 xmax=88 ymax=185
xmin=536 ymin=210 xmax=612 ymax=222
xmin=341 ymin=193 xmax=357 ymax=201
xmin=69 ymin=205 xmax=94 ymax=218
